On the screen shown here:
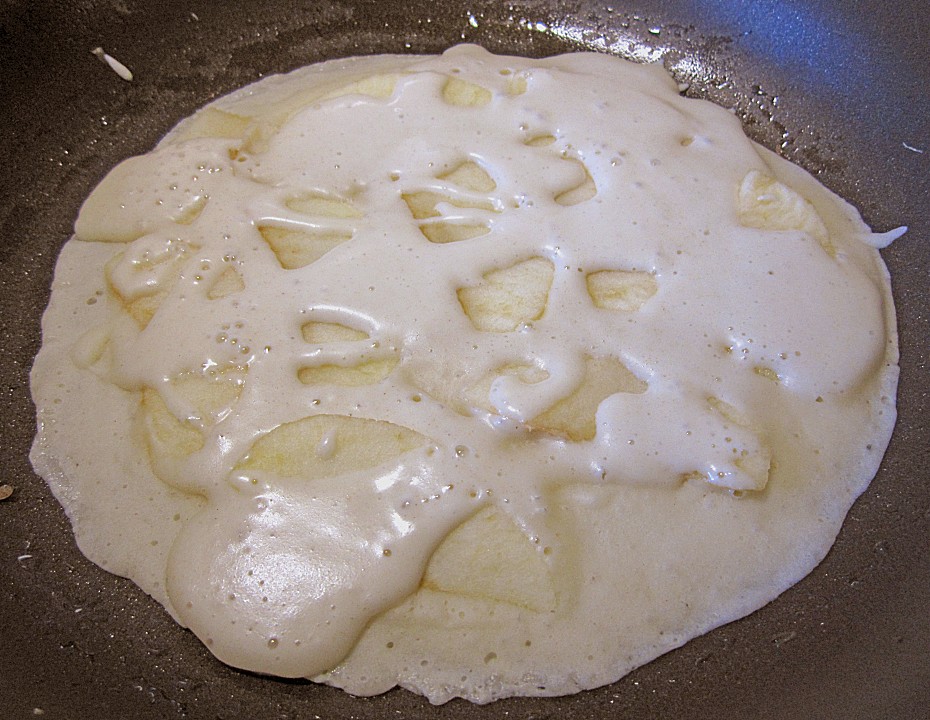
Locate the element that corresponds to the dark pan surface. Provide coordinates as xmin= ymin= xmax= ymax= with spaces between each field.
xmin=1 ymin=1 xmax=927 ymax=718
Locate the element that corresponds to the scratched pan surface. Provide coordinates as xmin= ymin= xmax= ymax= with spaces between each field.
xmin=1 ymin=1 xmax=927 ymax=718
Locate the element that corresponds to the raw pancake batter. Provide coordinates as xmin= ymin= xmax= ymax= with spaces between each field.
xmin=31 ymin=45 xmax=900 ymax=703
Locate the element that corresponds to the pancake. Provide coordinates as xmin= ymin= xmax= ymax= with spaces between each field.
xmin=30 ymin=45 xmax=900 ymax=704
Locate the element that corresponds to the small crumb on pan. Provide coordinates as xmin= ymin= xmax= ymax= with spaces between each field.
xmin=91 ymin=46 xmax=134 ymax=82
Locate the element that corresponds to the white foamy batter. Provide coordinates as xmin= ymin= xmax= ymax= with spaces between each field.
xmin=31 ymin=46 xmax=899 ymax=703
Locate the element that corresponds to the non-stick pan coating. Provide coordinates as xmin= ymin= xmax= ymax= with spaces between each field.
xmin=1 ymin=1 xmax=927 ymax=718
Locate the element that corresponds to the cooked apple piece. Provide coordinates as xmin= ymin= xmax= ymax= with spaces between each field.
xmin=754 ymin=366 xmax=781 ymax=383
xmin=141 ymin=387 xmax=205 ymax=460
xmin=258 ymin=226 xmax=352 ymax=269
xmin=238 ymin=74 xmax=405 ymax=154
xmin=738 ymin=170 xmax=833 ymax=255
xmin=420 ymin=222 xmax=491 ymax=244
xmin=457 ymin=257 xmax=554 ymax=332
xmin=171 ymin=195 xmax=208 ymax=226
xmin=301 ymin=321 xmax=369 ymax=343
xmin=524 ymin=133 xmax=557 ymax=147
xmin=236 ymin=415 xmax=426 ymax=480
xmin=507 ymin=73 xmax=528 ymax=96
xmin=442 ymin=77 xmax=492 ymax=107
xmin=169 ymin=365 xmax=246 ymax=426
xmin=465 ymin=363 xmax=550 ymax=415
xmin=207 ymin=265 xmax=245 ymax=300
xmin=178 ymin=107 xmax=253 ymax=141
xmin=69 ymin=324 xmax=110 ymax=370
xmin=437 ymin=161 xmax=497 ymax=193
xmin=403 ymin=161 xmax=498 ymax=243
xmin=320 ymin=73 xmax=401 ymax=101
xmin=422 ymin=506 xmax=557 ymax=612
xmin=401 ymin=190 xmax=496 ymax=220
xmin=298 ymin=357 xmax=398 ymax=386
xmin=554 ymin=159 xmax=597 ymax=206
xmin=104 ymin=241 xmax=192 ymax=329
xmin=285 ymin=194 xmax=363 ymax=219
xmin=531 ymin=355 xmax=647 ymax=441
xmin=586 ymin=270 xmax=658 ymax=311
xmin=706 ymin=396 xmax=772 ymax=491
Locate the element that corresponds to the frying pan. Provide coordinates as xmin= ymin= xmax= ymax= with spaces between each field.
xmin=1 ymin=1 xmax=927 ymax=717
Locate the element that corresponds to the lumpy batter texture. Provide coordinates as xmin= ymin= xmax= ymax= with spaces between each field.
xmin=31 ymin=46 xmax=900 ymax=703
